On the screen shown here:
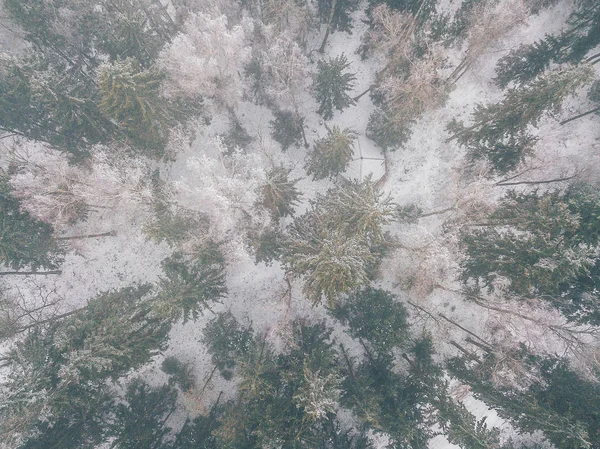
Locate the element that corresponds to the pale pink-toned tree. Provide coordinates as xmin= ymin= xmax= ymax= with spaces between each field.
xmin=158 ymin=12 xmax=253 ymax=108
xmin=9 ymin=143 xmax=154 ymax=232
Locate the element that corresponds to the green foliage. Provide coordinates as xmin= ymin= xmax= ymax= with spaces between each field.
xmin=247 ymin=226 xmax=285 ymax=265
xmin=258 ymin=166 xmax=302 ymax=219
xmin=215 ymin=319 xmax=349 ymax=449
xmin=0 ymin=286 xmax=170 ymax=448
xmin=314 ymin=55 xmax=356 ymax=120
xmin=448 ymin=351 xmax=599 ymax=449
xmin=172 ymin=412 xmax=221 ymax=449
xmin=395 ymin=203 xmax=424 ymax=223
xmin=0 ymin=175 xmax=63 ymax=270
xmin=449 ymin=65 xmax=594 ymax=173
xmin=494 ymin=39 xmax=561 ymax=88
xmin=155 ymin=249 xmax=227 ymax=323
xmin=0 ymin=55 xmax=114 ymax=157
xmin=460 ymin=186 xmax=600 ymax=324
xmin=306 ymin=125 xmax=356 ymax=180
xmin=314 ymin=177 xmax=396 ymax=245
xmin=3 ymin=0 xmax=175 ymax=68
xmin=270 ymin=109 xmax=305 ymax=151
xmin=332 ymin=287 xmax=408 ymax=355
xmin=368 ymin=0 xmax=437 ymax=26
xmin=286 ymin=225 xmax=373 ymax=305
xmin=203 ymin=311 xmax=253 ymax=380
xmin=110 ymin=379 xmax=177 ymax=449
xmin=366 ymin=105 xmax=414 ymax=151
xmin=98 ymin=58 xmax=172 ymax=154
xmin=284 ymin=178 xmax=394 ymax=305
xmin=318 ymin=0 xmax=360 ymax=34
xmin=161 ymin=356 xmax=196 ymax=392
xmin=143 ymin=170 xmax=210 ymax=247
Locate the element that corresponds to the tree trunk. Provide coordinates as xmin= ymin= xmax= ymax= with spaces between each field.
xmin=0 ymin=270 xmax=62 ymax=276
xmin=495 ymin=174 xmax=576 ymax=187
xmin=56 ymin=231 xmax=116 ymax=240
xmin=14 ymin=307 xmax=83 ymax=333
xmin=559 ymin=105 xmax=600 ymax=125
xmin=353 ymin=85 xmax=373 ymax=102
xmin=318 ymin=0 xmax=338 ymax=53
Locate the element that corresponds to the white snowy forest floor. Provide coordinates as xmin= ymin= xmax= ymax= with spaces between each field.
xmin=1 ymin=0 xmax=599 ymax=448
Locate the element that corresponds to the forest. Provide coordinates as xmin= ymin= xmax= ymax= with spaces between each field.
xmin=0 ymin=0 xmax=599 ymax=448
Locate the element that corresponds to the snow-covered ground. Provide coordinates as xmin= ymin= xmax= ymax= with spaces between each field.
xmin=1 ymin=0 xmax=599 ymax=447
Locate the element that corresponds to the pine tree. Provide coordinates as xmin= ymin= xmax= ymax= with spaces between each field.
xmin=161 ymin=356 xmax=196 ymax=392
xmin=258 ymin=166 xmax=302 ymax=219
xmin=284 ymin=178 xmax=393 ymax=305
xmin=0 ymin=286 xmax=171 ymax=448
xmin=494 ymin=39 xmax=561 ymax=88
xmin=493 ymin=1 xmax=600 ymax=88
xmin=0 ymin=55 xmax=114 ymax=157
xmin=306 ymin=126 xmax=356 ymax=180
xmin=366 ymin=104 xmax=414 ymax=151
xmin=154 ymin=249 xmax=227 ymax=323
xmin=447 ymin=352 xmax=598 ymax=449
xmin=109 ymin=379 xmax=178 ymax=449
xmin=313 ymin=55 xmax=357 ymax=120
xmin=331 ymin=287 xmax=408 ymax=355
xmin=285 ymin=225 xmax=373 ymax=305
xmin=0 ymin=175 xmax=63 ymax=271
xmin=202 ymin=311 xmax=253 ymax=380
xmin=460 ymin=186 xmax=600 ymax=324
xmin=98 ymin=58 xmax=171 ymax=154
xmin=270 ymin=109 xmax=306 ymax=151
xmin=448 ymin=64 xmax=594 ymax=173
xmin=315 ymin=177 xmax=396 ymax=245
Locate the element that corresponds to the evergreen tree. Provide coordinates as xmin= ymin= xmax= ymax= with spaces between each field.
xmin=202 ymin=311 xmax=253 ymax=380
xmin=154 ymin=249 xmax=227 ymax=323
xmin=313 ymin=55 xmax=356 ymax=120
xmin=318 ymin=0 xmax=360 ymax=35
xmin=247 ymin=226 xmax=286 ymax=266
xmin=285 ymin=225 xmax=373 ymax=305
xmin=161 ymin=356 xmax=196 ymax=392
xmin=460 ymin=186 xmax=600 ymax=324
xmin=493 ymin=1 xmax=600 ymax=88
xmin=447 ymin=351 xmax=598 ymax=449
xmin=172 ymin=412 xmax=221 ymax=449
xmin=258 ymin=166 xmax=302 ymax=220
xmin=110 ymin=379 xmax=178 ymax=449
xmin=0 ymin=285 xmax=171 ymax=448
xmin=314 ymin=177 xmax=396 ymax=245
xmin=214 ymin=320 xmax=348 ymax=449
xmin=448 ymin=64 xmax=594 ymax=173
xmin=366 ymin=104 xmax=414 ymax=151
xmin=0 ymin=55 xmax=114 ymax=157
xmin=494 ymin=39 xmax=561 ymax=88
xmin=270 ymin=109 xmax=306 ymax=151
xmin=0 ymin=175 xmax=63 ymax=271
xmin=284 ymin=178 xmax=393 ymax=305
xmin=331 ymin=287 xmax=408 ymax=355
xmin=306 ymin=126 xmax=356 ymax=180
xmin=98 ymin=58 xmax=172 ymax=154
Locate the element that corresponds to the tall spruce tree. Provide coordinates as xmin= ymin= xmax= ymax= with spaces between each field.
xmin=0 ymin=175 xmax=63 ymax=271
xmin=460 ymin=185 xmax=600 ymax=324
xmin=313 ymin=55 xmax=356 ymax=120
xmin=98 ymin=58 xmax=172 ymax=154
xmin=109 ymin=379 xmax=178 ymax=449
xmin=306 ymin=126 xmax=356 ymax=180
xmin=154 ymin=249 xmax=227 ymax=323
xmin=448 ymin=64 xmax=594 ymax=173
xmin=0 ymin=285 xmax=171 ymax=449
xmin=448 ymin=351 xmax=598 ymax=449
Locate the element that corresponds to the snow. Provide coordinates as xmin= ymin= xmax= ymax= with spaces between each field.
xmin=2 ymin=0 xmax=600 ymax=447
